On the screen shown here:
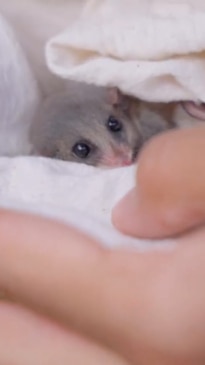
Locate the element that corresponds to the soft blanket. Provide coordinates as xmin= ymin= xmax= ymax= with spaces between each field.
xmin=47 ymin=0 xmax=205 ymax=103
xmin=1 ymin=0 xmax=205 ymax=249
xmin=0 ymin=156 xmax=172 ymax=249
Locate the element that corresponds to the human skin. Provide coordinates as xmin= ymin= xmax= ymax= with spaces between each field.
xmin=1 ymin=127 xmax=205 ymax=365
xmin=113 ymin=127 xmax=205 ymax=238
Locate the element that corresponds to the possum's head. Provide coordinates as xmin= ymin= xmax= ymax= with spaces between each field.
xmin=30 ymin=86 xmax=143 ymax=168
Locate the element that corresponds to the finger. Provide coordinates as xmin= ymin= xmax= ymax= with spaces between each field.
xmin=113 ymin=127 xmax=205 ymax=238
xmin=0 ymin=301 xmax=127 ymax=365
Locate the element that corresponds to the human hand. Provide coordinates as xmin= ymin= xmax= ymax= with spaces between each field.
xmin=2 ymin=124 xmax=205 ymax=365
xmin=113 ymin=127 xmax=205 ymax=238
xmin=1 ymin=210 xmax=205 ymax=364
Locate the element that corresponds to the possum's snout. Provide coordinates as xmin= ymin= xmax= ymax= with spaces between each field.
xmin=100 ymin=143 xmax=134 ymax=168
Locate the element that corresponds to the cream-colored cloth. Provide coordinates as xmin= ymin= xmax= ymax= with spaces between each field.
xmin=0 ymin=13 xmax=40 ymax=156
xmin=0 ymin=5 xmax=169 ymax=251
xmin=46 ymin=0 xmax=205 ymax=103
xmin=0 ymin=156 xmax=172 ymax=250
xmin=3 ymin=1 xmax=201 ymax=250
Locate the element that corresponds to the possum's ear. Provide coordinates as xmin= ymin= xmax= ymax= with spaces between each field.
xmin=182 ymin=101 xmax=205 ymax=121
xmin=107 ymin=87 xmax=131 ymax=112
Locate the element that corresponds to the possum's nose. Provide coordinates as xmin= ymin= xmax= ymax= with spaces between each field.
xmin=122 ymin=159 xmax=133 ymax=166
xmin=102 ymin=144 xmax=133 ymax=168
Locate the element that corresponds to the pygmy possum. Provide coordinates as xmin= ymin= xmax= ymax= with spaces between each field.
xmin=30 ymin=82 xmax=205 ymax=168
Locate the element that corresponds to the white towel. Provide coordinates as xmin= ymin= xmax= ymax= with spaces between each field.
xmin=46 ymin=0 xmax=205 ymax=103
xmin=2 ymin=2 xmax=197 ymax=250
xmin=0 ymin=13 xmax=40 ymax=156
xmin=0 ymin=156 xmax=171 ymax=249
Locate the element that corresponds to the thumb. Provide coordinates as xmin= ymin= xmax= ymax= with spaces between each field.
xmin=113 ymin=127 xmax=205 ymax=238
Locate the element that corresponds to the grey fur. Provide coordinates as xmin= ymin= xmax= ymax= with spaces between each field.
xmin=30 ymin=83 xmax=177 ymax=168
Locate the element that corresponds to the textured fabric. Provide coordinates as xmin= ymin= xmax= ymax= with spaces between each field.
xmin=46 ymin=0 xmax=205 ymax=103
xmin=0 ymin=156 xmax=173 ymax=249
xmin=0 ymin=13 xmax=40 ymax=155
xmin=2 ymin=1 xmax=201 ymax=249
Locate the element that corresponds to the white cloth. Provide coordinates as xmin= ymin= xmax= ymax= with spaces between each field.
xmin=0 ymin=156 xmax=173 ymax=249
xmin=0 ymin=13 xmax=40 ymax=156
xmin=46 ymin=0 xmax=205 ymax=103
xmin=4 ymin=1 xmax=204 ymax=250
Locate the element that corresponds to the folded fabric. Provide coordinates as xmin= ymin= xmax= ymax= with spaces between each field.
xmin=0 ymin=156 xmax=173 ymax=249
xmin=46 ymin=0 xmax=205 ymax=103
xmin=0 ymin=4 xmax=177 ymax=250
xmin=0 ymin=13 xmax=40 ymax=156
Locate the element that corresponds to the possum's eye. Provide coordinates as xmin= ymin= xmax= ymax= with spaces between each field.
xmin=72 ymin=141 xmax=92 ymax=159
xmin=107 ymin=116 xmax=122 ymax=132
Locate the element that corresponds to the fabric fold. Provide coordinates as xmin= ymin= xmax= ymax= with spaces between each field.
xmin=46 ymin=0 xmax=205 ymax=102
